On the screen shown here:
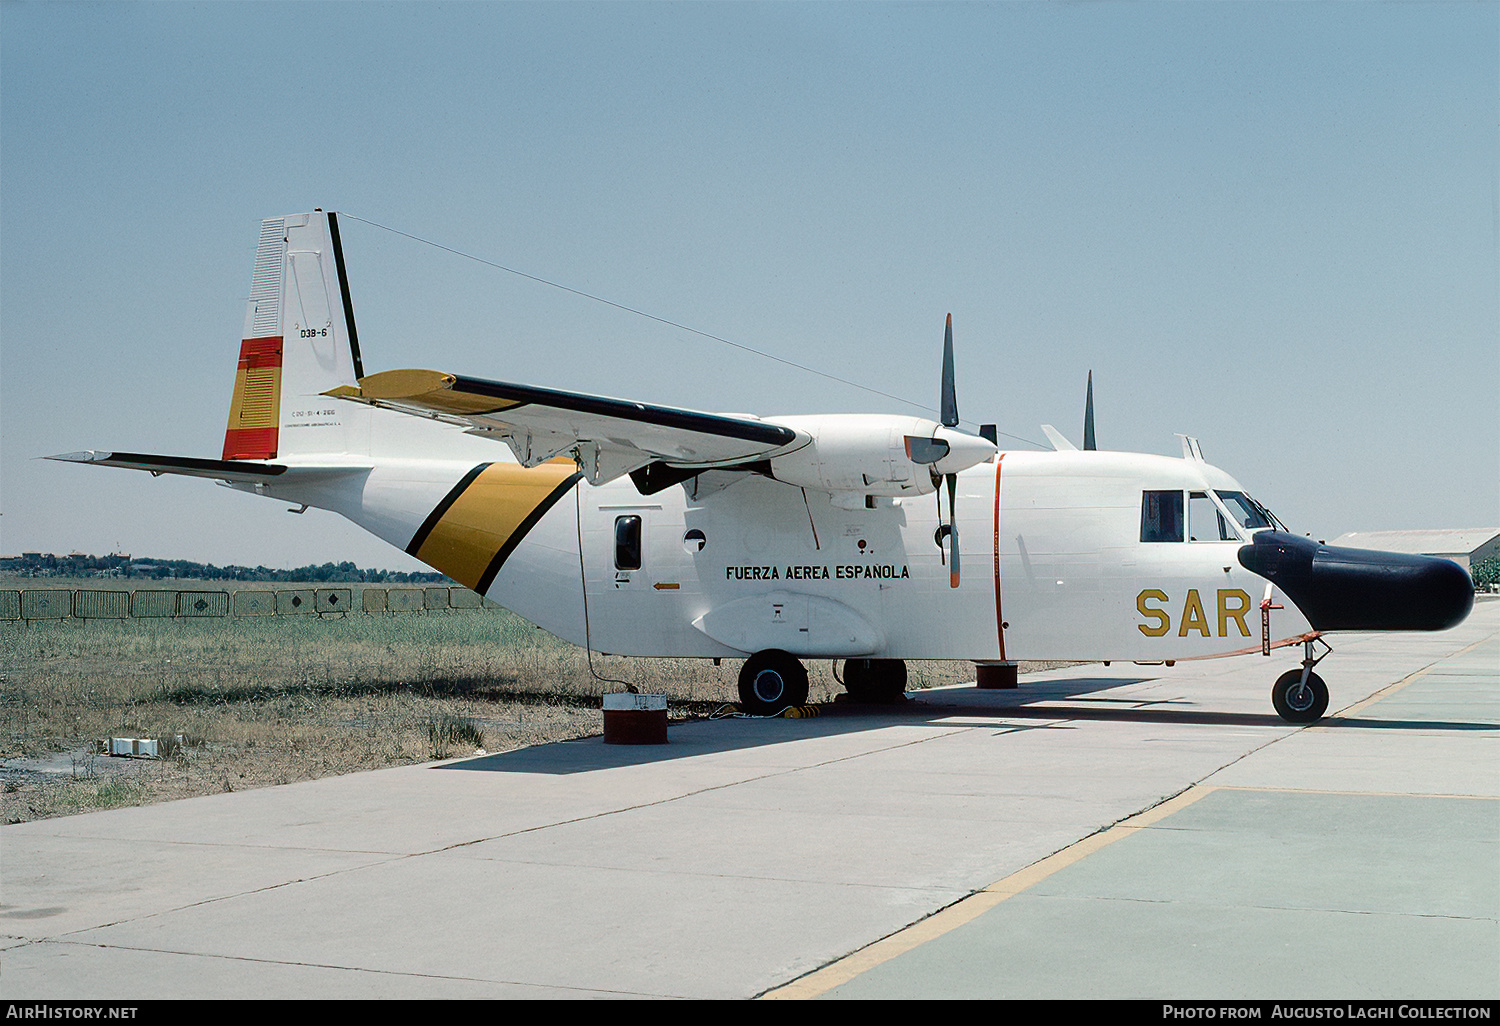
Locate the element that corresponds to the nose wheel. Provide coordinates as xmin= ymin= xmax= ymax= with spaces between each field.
xmin=1271 ymin=638 xmax=1331 ymax=723
xmin=1272 ymin=669 xmax=1328 ymax=723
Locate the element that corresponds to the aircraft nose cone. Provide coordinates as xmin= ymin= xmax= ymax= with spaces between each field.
xmin=1238 ymin=531 xmax=1474 ymax=632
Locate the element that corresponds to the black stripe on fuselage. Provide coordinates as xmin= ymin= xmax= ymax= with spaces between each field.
xmin=405 ymin=462 xmax=491 ymax=556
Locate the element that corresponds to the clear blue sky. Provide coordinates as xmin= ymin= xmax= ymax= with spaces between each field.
xmin=3 ymin=1 xmax=1495 ymax=569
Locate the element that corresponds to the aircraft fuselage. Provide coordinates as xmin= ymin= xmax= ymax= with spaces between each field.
xmin=245 ymin=428 xmax=1322 ymax=666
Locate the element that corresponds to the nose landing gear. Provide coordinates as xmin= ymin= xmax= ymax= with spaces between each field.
xmin=1272 ymin=637 xmax=1331 ymax=724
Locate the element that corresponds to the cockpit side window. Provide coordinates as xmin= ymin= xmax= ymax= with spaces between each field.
xmin=1141 ymin=490 xmax=1184 ymax=542
xmin=1189 ymin=491 xmax=1235 ymax=541
xmin=1215 ymin=491 xmax=1275 ymax=532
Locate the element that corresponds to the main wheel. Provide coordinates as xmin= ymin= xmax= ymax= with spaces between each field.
xmin=843 ymin=658 xmax=908 ymax=703
xmin=1272 ymin=669 xmax=1329 ymax=724
xmin=738 ymin=650 xmax=809 ymax=714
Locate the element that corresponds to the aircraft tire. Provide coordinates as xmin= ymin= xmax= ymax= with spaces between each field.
xmin=739 ymin=650 xmax=809 ymax=715
xmin=1272 ymin=669 xmax=1329 ymax=724
xmin=843 ymin=658 xmax=908 ymax=703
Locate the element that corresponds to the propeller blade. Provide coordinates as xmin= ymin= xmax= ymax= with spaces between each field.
xmin=946 ymin=471 xmax=960 ymax=588
xmin=1083 ymin=370 xmax=1097 ymax=450
xmin=940 ymin=313 xmax=958 ymax=428
xmin=904 ymin=435 xmax=950 ymax=464
xmin=936 ymin=481 xmax=946 ymax=565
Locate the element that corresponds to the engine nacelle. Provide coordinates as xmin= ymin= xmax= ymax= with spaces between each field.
xmin=764 ymin=414 xmax=995 ymax=500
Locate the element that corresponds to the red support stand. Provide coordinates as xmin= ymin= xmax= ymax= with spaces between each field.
xmin=603 ymin=693 xmax=668 ymax=744
xmin=975 ymin=662 xmax=1019 ymax=689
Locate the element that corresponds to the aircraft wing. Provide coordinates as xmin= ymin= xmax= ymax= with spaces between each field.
xmin=328 ymin=369 xmax=807 ymax=488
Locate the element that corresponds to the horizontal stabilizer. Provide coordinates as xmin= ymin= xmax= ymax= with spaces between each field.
xmin=48 ymin=451 xmax=287 ymax=482
xmin=47 ymin=450 xmax=370 ymax=484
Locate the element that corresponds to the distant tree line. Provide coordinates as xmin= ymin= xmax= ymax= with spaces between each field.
xmin=2 ymin=552 xmax=450 ymax=584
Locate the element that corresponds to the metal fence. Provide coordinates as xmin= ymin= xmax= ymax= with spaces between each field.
xmin=1 ymin=586 xmax=494 ymax=622
xmin=232 ymin=591 xmax=276 ymax=616
xmin=130 ymin=591 xmax=178 ymax=618
xmin=178 ymin=591 xmax=230 ymax=617
xmin=75 ymin=590 xmax=130 ymax=619
xmin=20 ymin=590 xmax=71 ymax=619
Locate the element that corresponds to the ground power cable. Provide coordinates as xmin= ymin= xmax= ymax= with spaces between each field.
xmin=573 ymin=485 xmax=638 ymax=693
xmin=342 ymin=212 xmax=1044 ymax=449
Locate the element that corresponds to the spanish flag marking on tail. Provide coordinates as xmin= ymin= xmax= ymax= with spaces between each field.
xmin=407 ymin=462 xmax=582 ymax=594
xmin=222 ymin=336 xmax=283 ymax=460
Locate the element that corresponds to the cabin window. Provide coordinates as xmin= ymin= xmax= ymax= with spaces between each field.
xmin=614 ymin=515 xmax=642 ymax=570
xmin=1189 ymin=491 xmax=1235 ymax=541
xmin=1141 ymin=490 xmax=1184 ymax=542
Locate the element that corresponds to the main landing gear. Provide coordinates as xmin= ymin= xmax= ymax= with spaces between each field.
xmin=735 ymin=652 xmax=909 ymax=714
xmin=1272 ymin=638 xmax=1331 ymax=724
xmin=737 ymin=650 xmax=810 ymax=715
xmin=841 ymin=658 xmax=908 ymax=703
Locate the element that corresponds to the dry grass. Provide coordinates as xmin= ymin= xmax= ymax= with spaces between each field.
xmin=0 ymin=598 xmax=994 ymax=823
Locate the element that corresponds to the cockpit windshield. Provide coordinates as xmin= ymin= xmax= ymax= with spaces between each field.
xmin=1215 ymin=491 xmax=1285 ymax=533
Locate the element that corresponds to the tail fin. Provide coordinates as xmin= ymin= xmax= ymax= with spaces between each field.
xmin=222 ymin=211 xmax=365 ymax=460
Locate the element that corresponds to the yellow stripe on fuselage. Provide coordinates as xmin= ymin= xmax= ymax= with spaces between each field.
xmin=412 ymin=462 xmax=579 ymax=593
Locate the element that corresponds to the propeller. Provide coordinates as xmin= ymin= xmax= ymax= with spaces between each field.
xmin=940 ymin=313 xmax=958 ymax=429
xmin=945 ymin=466 xmax=959 ymax=588
xmin=1083 ymin=370 xmax=1097 ymax=451
xmin=940 ymin=314 xmax=960 ymax=587
xmin=902 ymin=314 xmax=994 ymax=587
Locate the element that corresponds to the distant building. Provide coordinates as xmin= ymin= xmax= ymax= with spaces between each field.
xmin=1329 ymin=528 xmax=1500 ymax=573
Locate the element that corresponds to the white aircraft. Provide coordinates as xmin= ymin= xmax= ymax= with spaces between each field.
xmin=52 ymin=211 xmax=1475 ymax=723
